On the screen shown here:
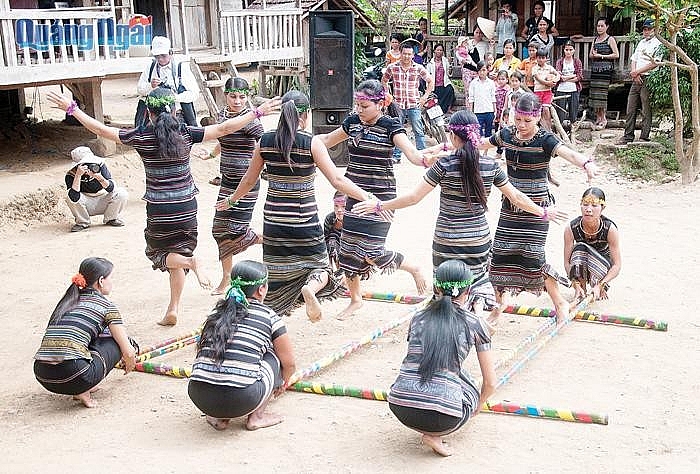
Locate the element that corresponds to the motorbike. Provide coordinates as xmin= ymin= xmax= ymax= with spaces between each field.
xmin=421 ymin=93 xmax=447 ymax=144
xmin=362 ymin=48 xmax=385 ymax=81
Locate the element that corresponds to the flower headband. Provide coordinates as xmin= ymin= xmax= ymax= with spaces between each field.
xmin=145 ymin=94 xmax=175 ymax=110
xmin=295 ymin=103 xmax=310 ymax=114
xmin=581 ymin=196 xmax=605 ymax=206
xmin=71 ymin=273 xmax=87 ymax=289
xmin=354 ymin=92 xmax=385 ymax=102
xmin=225 ymin=87 xmax=249 ymax=94
xmin=448 ymin=123 xmax=482 ymax=149
xmin=225 ymin=275 xmax=268 ymax=306
xmin=514 ymin=106 xmax=542 ymax=117
xmin=333 ymin=196 xmax=347 ymax=205
xmin=434 ymin=277 xmax=475 ymax=297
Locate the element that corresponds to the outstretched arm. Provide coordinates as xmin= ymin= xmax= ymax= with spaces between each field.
xmin=393 ymin=133 xmax=434 ymax=167
xmin=474 ymin=348 xmax=496 ymax=414
xmin=47 ymin=92 xmax=122 ymax=143
xmin=214 ymin=145 xmax=264 ymax=210
xmin=311 ymin=136 xmax=370 ymax=202
xmin=499 ymin=182 xmax=568 ymax=224
xmin=202 ymin=98 xmax=280 ymax=142
xmin=555 ymin=144 xmax=598 ymax=183
xmin=353 ymin=178 xmax=434 ymax=215
xmin=595 ymin=224 xmax=621 ymax=299
xmin=316 ymin=126 xmax=350 ymax=150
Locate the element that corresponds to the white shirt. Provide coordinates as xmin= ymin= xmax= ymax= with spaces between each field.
xmin=468 ymin=77 xmax=496 ymax=113
xmin=136 ymin=55 xmax=200 ymax=104
xmin=631 ymin=36 xmax=662 ymax=75
xmin=557 ymin=58 xmax=578 ymax=93
xmin=425 ymin=56 xmax=453 ymax=88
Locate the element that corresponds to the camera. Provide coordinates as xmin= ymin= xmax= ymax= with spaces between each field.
xmin=85 ymin=163 xmax=101 ymax=173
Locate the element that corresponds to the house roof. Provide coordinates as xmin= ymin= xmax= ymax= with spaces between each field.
xmin=245 ymin=0 xmax=375 ymax=28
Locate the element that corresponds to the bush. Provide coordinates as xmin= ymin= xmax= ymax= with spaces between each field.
xmin=614 ymin=138 xmax=680 ymax=181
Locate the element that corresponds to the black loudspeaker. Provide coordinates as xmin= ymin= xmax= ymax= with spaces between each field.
xmin=312 ymin=109 xmax=349 ymax=166
xmin=309 ymin=11 xmax=354 ymax=109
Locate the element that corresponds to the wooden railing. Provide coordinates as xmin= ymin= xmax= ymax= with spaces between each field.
xmin=0 ymin=7 xmax=131 ymax=68
xmin=424 ymin=35 xmax=639 ymax=82
xmin=219 ymin=9 xmax=303 ymax=65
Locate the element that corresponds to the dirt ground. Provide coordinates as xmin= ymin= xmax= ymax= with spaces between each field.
xmin=0 ymin=78 xmax=698 ymax=473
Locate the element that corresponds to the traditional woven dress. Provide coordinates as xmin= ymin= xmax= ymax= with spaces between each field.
xmin=119 ymin=124 xmax=204 ymax=271
xmin=258 ymin=130 xmax=342 ymax=315
xmin=590 ymin=36 xmax=614 ymax=109
xmin=488 ymin=126 xmax=569 ymax=294
xmin=339 ymin=114 xmax=407 ymax=279
xmin=568 ymin=215 xmax=617 ymax=287
xmin=212 ymin=107 xmax=264 ymax=261
xmin=424 ymin=153 xmax=509 ymax=310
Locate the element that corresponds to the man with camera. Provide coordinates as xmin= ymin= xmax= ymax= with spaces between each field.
xmin=135 ymin=36 xmax=200 ymax=127
xmin=65 ymin=146 xmax=128 ymax=232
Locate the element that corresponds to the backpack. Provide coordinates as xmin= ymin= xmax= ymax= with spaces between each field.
xmin=134 ymin=59 xmax=197 ymax=127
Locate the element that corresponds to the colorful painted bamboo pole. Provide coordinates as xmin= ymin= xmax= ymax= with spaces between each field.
xmin=482 ymin=401 xmax=608 ymax=425
xmin=287 ymin=307 xmax=419 ymax=386
xmin=493 ymin=317 xmax=555 ymax=372
xmin=495 ymin=296 xmax=593 ymax=390
xmin=134 ymin=335 xmax=199 ymax=363
xmin=136 ymin=326 xmax=203 ymax=355
xmin=133 ymin=361 xmax=192 ymax=378
xmin=341 ymin=290 xmax=426 ymax=305
xmin=288 ymin=381 xmax=608 ymax=425
xmin=503 ymin=304 xmax=668 ymax=331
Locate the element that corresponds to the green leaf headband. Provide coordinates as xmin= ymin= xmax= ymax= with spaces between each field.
xmin=225 ymin=87 xmax=249 ymax=94
xmin=295 ymin=104 xmax=310 ymax=114
xmin=145 ymin=95 xmax=176 ymax=109
xmin=434 ymin=277 xmax=474 ymax=297
xmin=225 ymin=275 xmax=268 ymax=306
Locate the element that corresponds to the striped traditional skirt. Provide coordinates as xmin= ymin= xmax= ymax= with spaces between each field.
xmin=212 ymin=174 xmax=260 ymax=261
xmin=145 ymin=198 xmax=198 ymax=272
xmin=568 ymin=242 xmax=611 ymax=287
xmin=489 ymin=206 xmax=568 ymax=295
xmin=589 ymin=70 xmax=612 ymax=109
xmin=339 ymin=201 xmax=403 ymax=280
xmin=263 ymin=212 xmax=342 ymax=316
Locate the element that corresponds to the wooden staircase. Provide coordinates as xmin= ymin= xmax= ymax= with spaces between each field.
xmin=190 ymin=57 xmax=240 ymax=125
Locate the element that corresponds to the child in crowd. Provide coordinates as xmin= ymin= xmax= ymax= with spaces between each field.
xmin=555 ymin=40 xmax=584 ymax=124
xmin=501 ymin=70 xmax=525 ymax=125
xmin=484 ymin=52 xmax=496 ymax=79
xmin=493 ymin=70 xmax=510 ymax=160
xmin=323 ymin=191 xmax=346 ymax=274
xmin=468 ymin=61 xmax=496 ymax=137
xmin=387 ymin=260 xmax=496 ymax=457
xmin=531 ymin=47 xmax=560 ymax=131
xmin=518 ymin=42 xmax=540 ymax=91
xmin=188 ymin=260 xmax=296 ymax=431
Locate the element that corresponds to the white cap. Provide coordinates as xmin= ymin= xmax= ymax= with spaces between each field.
xmin=150 ymin=36 xmax=171 ymax=56
xmin=71 ymin=146 xmax=104 ymax=165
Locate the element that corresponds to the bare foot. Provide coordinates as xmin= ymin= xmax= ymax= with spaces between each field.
xmin=410 ymin=270 xmax=427 ymax=294
xmin=190 ymin=256 xmax=212 ymax=290
xmin=254 ymin=233 xmax=263 ymax=244
xmin=206 ymin=416 xmax=230 ymax=431
xmin=157 ymin=311 xmax=177 ymax=326
xmin=422 ymin=434 xmax=452 ymax=457
xmin=336 ymin=300 xmax=363 ymax=321
xmin=72 ymin=392 xmax=97 ymax=408
xmin=301 ymin=285 xmax=322 ymax=323
xmin=210 ymin=281 xmax=227 ymax=296
xmin=246 ymin=411 xmax=284 ymax=430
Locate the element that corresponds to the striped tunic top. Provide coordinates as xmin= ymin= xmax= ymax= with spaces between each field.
xmin=570 ymin=215 xmax=616 ymax=262
xmin=425 ymin=153 xmax=508 ymax=241
xmin=217 ymin=108 xmax=264 ymax=178
xmin=190 ymin=300 xmax=287 ymax=387
xmin=119 ymin=124 xmax=205 ymax=204
xmin=34 ymin=289 xmax=123 ymax=362
xmin=389 ymin=308 xmax=491 ymax=418
xmin=490 ymin=126 xmax=560 ymax=207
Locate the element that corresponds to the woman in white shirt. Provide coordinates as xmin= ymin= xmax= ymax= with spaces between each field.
xmin=426 ymin=44 xmax=455 ymax=114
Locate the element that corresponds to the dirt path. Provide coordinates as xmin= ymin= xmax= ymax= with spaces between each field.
xmin=0 ymin=79 xmax=698 ymax=473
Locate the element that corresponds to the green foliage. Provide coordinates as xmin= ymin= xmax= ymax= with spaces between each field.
xmin=614 ymin=139 xmax=680 ymax=180
xmin=646 ymin=26 xmax=700 ymax=134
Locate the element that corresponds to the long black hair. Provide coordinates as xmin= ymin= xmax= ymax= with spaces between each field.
xmin=356 ymin=79 xmax=398 ymax=118
xmin=448 ymin=110 xmax=487 ymax=210
xmin=146 ymin=86 xmax=186 ymax=160
xmin=49 ymin=257 xmax=114 ymax=324
xmin=275 ymin=90 xmax=310 ymax=167
xmin=197 ymin=260 xmax=269 ymax=365
xmin=415 ymin=260 xmax=473 ymax=383
xmin=224 ymin=76 xmax=250 ymax=91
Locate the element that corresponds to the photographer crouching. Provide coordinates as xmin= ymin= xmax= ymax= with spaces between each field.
xmin=65 ymin=146 xmax=128 ymax=232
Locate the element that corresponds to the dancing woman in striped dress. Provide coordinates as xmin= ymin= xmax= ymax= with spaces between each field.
xmin=200 ymin=78 xmax=265 ymax=295
xmin=480 ymin=93 xmax=598 ymax=323
xmin=47 ymin=87 xmax=281 ymax=327
xmin=353 ymin=110 xmax=565 ymax=321
xmin=216 ymin=91 xmax=372 ymax=321
xmin=564 ymin=187 xmax=621 ymax=301
xmin=318 ymin=80 xmax=432 ymax=320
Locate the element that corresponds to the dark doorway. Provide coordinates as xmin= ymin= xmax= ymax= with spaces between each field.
xmin=133 ymin=0 xmax=167 ymax=38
